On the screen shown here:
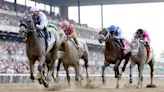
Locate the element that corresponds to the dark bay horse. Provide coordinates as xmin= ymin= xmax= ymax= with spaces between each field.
xmin=56 ymin=37 xmax=89 ymax=86
xmin=130 ymin=38 xmax=156 ymax=88
xmin=98 ymin=28 xmax=131 ymax=88
xmin=19 ymin=15 xmax=66 ymax=87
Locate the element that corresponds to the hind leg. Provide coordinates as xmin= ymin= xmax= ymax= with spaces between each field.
xmin=146 ymin=59 xmax=156 ymax=87
xmin=64 ymin=65 xmax=70 ymax=86
xmin=122 ymin=52 xmax=131 ymax=72
xmin=82 ymin=51 xmax=89 ymax=81
xmin=149 ymin=60 xmax=154 ymax=85
xmin=56 ymin=58 xmax=62 ymax=79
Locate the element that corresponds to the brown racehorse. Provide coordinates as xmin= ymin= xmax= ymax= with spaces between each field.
xmin=19 ymin=15 xmax=66 ymax=87
xmin=98 ymin=28 xmax=131 ymax=88
xmin=56 ymin=36 xmax=89 ymax=86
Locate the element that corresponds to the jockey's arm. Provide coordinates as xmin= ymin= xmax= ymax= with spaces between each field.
xmin=69 ymin=28 xmax=77 ymax=38
xmin=36 ymin=13 xmax=48 ymax=30
xmin=114 ymin=28 xmax=123 ymax=39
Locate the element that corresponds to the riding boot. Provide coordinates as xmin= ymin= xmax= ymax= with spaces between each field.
xmin=120 ymin=39 xmax=125 ymax=49
xmin=43 ymin=27 xmax=48 ymax=51
xmin=73 ymin=37 xmax=79 ymax=48
xmin=145 ymin=42 xmax=150 ymax=61
xmin=114 ymin=38 xmax=121 ymax=48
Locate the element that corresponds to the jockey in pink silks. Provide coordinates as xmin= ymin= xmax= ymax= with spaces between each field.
xmin=134 ymin=29 xmax=151 ymax=58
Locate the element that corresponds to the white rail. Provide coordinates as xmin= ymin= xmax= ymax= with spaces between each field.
xmin=0 ymin=74 xmax=164 ymax=77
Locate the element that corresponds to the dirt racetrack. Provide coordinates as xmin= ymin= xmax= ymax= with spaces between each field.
xmin=0 ymin=78 xmax=164 ymax=92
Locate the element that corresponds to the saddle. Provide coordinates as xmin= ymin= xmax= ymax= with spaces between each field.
xmin=36 ymin=25 xmax=57 ymax=52
xmin=113 ymin=38 xmax=125 ymax=50
xmin=70 ymin=38 xmax=79 ymax=49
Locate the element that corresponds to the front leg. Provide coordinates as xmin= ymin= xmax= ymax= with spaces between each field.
xmin=129 ymin=61 xmax=136 ymax=84
xmin=29 ymin=60 xmax=35 ymax=80
xmin=102 ymin=61 xmax=109 ymax=85
xmin=38 ymin=56 xmax=49 ymax=88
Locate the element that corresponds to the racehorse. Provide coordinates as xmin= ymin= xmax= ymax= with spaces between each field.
xmin=129 ymin=38 xmax=156 ymax=88
xmin=98 ymin=28 xmax=131 ymax=88
xmin=56 ymin=36 xmax=89 ymax=86
xmin=19 ymin=15 xmax=66 ymax=87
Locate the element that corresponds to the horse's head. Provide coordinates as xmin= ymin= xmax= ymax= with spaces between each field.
xmin=98 ymin=28 xmax=112 ymax=43
xmin=130 ymin=38 xmax=141 ymax=56
xmin=55 ymin=28 xmax=67 ymax=48
xmin=19 ymin=15 xmax=35 ymax=36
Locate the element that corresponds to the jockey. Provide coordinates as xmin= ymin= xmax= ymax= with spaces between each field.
xmin=108 ymin=25 xmax=125 ymax=49
xmin=134 ymin=28 xmax=151 ymax=58
xmin=30 ymin=7 xmax=49 ymax=50
xmin=60 ymin=20 xmax=79 ymax=47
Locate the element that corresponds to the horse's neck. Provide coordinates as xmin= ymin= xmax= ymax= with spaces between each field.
xmin=62 ymin=39 xmax=76 ymax=53
xmin=139 ymin=41 xmax=146 ymax=53
xmin=105 ymin=39 xmax=116 ymax=49
xmin=26 ymin=31 xmax=38 ymax=46
xmin=60 ymin=41 xmax=69 ymax=53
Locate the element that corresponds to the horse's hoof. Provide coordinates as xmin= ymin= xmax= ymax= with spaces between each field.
xmin=43 ymin=80 xmax=49 ymax=88
xmin=30 ymin=76 xmax=35 ymax=80
xmin=129 ymin=79 xmax=133 ymax=84
xmin=116 ymin=85 xmax=119 ymax=88
xmin=115 ymin=75 xmax=117 ymax=78
xmin=38 ymin=66 xmax=42 ymax=72
xmin=38 ymin=78 xmax=43 ymax=84
xmin=102 ymin=80 xmax=106 ymax=85
xmin=146 ymin=84 xmax=157 ymax=88
xmin=118 ymin=74 xmax=122 ymax=79
xmin=136 ymin=85 xmax=140 ymax=89
xmin=46 ymin=77 xmax=51 ymax=82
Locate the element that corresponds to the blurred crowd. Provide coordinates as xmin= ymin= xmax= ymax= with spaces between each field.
xmin=0 ymin=1 xmax=98 ymax=40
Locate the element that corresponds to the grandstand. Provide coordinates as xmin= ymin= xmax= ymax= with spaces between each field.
xmin=0 ymin=0 xmax=164 ymax=84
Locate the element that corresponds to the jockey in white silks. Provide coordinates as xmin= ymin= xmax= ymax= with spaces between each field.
xmin=30 ymin=7 xmax=49 ymax=50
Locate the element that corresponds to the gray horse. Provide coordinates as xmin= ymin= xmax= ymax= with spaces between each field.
xmin=19 ymin=15 xmax=66 ymax=87
xmin=56 ymin=37 xmax=89 ymax=86
xmin=130 ymin=38 xmax=156 ymax=88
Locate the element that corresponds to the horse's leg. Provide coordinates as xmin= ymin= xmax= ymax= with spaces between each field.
xmin=148 ymin=59 xmax=154 ymax=86
xmin=81 ymin=51 xmax=89 ymax=81
xmin=102 ymin=61 xmax=109 ymax=85
xmin=47 ymin=54 xmax=57 ymax=82
xmin=74 ymin=65 xmax=82 ymax=86
xmin=115 ymin=60 xmax=122 ymax=88
xmin=56 ymin=58 xmax=62 ymax=79
xmin=38 ymin=56 xmax=49 ymax=88
xmin=114 ymin=60 xmax=122 ymax=78
xmin=64 ymin=66 xmax=70 ymax=86
xmin=129 ymin=61 xmax=136 ymax=84
xmin=46 ymin=62 xmax=53 ymax=82
xmin=29 ymin=60 xmax=35 ymax=80
xmin=51 ymin=65 xmax=56 ymax=82
xmin=137 ymin=63 xmax=144 ymax=88
xmin=122 ymin=52 xmax=131 ymax=72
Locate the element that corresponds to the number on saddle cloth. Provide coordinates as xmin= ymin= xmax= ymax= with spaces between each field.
xmin=47 ymin=23 xmax=60 ymax=32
